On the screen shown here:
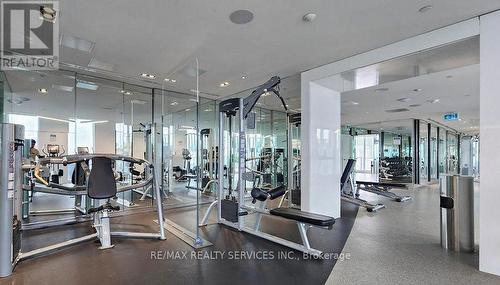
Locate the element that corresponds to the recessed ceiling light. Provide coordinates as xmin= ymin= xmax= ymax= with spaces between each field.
xmin=38 ymin=88 xmax=48 ymax=94
xmin=76 ymin=80 xmax=98 ymax=90
xmin=418 ymin=5 xmax=433 ymax=13
xmin=374 ymin=88 xmax=389 ymax=92
xmin=302 ymin=13 xmax=317 ymax=23
xmin=427 ymin=99 xmax=440 ymax=104
xmin=219 ymin=82 xmax=230 ymax=88
xmin=204 ymin=108 xmax=213 ymax=112
xmin=397 ymin=98 xmax=410 ymax=102
xmin=8 ymin=97 xmax=30 ymax=105
xmin=241 ymin=75 xmax=247 ymax=79
xmin=351 ymin=101 xmax=359 ymax=105
xmin=230 ymin=10 xmax=254 ymax=24
xmin=131 ymin=99 xmax=147 ymax=105
xmin=40 ymin=5 xmax=57 ymax=22
xmin=52 ymin=84 xmax=74 ymax=92
xmin=171 ymin=79 xmax=177 ymax=83
xmin=141 ymin=73 xmax=156 ymax=79
xmin=120 ymin=90 xmax=132 ymax=95
xmin=413 ymin=88 xmax=422 ymax=92
xmin=170 ymin=101 xmax=178 ymax=106
xmin=185 ymin=108 xmax=191 ymax=112
xmin=61 ymin=34 xmax=95 ymax=53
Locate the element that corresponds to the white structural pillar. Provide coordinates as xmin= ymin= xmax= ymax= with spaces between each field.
xmin=479 ymin=10 xmax=500 ymax=277
xmin=301 ymin=80 xmax=341 ymax=218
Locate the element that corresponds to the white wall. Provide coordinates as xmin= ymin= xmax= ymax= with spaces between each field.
xmin=38 ymin=118 xmax=68 ymax=152
xmin=38 ymin=118 xmax=69 ymax=181
xmin=94 ymin=122 xmax=115 ymax=154
xmin=173 ymin=130 xmax=188 ymax=167
xmin=479 ymin=10 xmax=500 ymax=277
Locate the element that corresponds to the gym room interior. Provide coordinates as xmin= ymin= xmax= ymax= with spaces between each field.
xmin=1 ymin=1 xmax=500 ymax=285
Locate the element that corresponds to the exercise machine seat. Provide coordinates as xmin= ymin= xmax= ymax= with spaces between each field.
xmin=87 ymin=157 xmax=117 ymax=199
xmin=269 ymin=207 xmax=335 ymax=227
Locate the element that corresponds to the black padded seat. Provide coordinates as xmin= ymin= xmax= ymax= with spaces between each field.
xmin=269 ymin=207 xmax=335 ymax=227
xmin=87 ymin=157 xmax=117 ymax=199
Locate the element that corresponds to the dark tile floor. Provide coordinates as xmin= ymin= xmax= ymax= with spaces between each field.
xmin=1 ymin=199 xmax=358 ymax=285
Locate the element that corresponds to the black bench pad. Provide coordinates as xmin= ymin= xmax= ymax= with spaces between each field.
xmin=269 ymin=207 xmax=335 ymax=227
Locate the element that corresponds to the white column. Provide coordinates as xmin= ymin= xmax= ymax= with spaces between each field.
xmin=301 ymin=80 xmax=341 ymax=218
xmin=479 ymin=10 xmax=500 ymax=277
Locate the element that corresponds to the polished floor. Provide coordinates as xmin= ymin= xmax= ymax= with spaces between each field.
xmin=327 ymin=184 xmax=500 ymax=285
xmin=1 ymin=198 xmax=358 ymax=285
xmin=5 ymin=183 xmax=500 ymax=285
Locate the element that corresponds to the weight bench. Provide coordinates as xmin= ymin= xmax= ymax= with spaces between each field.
xmin=356 ymin=181 xmax=412 ymax=202
xmin=184 ymin=174 xmax=200 ymax=190
xmin=341 ymin=159 xmax=385 ymax=212
xmin=269 ymin=207 xmax=335 ymax=228
xmin=236 ymin=185 xmax=335 ymax=257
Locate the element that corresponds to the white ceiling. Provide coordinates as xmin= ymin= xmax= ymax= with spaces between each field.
xmin=56 ymin=0 xmax=500 ymax=96
xmin=341 ymin=64 xmax=479 ymax=132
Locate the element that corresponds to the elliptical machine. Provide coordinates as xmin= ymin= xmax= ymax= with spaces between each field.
xmin=42 ymin=144 xmax=65 ymax=184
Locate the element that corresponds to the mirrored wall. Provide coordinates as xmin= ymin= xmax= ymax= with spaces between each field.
xmin=1 ymin=67 xmax=216 ymax=222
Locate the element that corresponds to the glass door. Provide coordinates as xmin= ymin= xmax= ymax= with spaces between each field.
xmin=354 ymin=134 xmax=379 ymax=174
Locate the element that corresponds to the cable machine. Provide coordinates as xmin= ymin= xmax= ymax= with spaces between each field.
xmin=200 ymin=77 xmax=335 ymax=256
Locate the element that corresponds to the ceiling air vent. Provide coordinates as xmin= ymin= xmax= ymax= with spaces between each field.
xmin=386 ymin=108 xmax=410 ymax=113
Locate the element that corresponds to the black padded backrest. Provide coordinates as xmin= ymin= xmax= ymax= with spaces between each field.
xmin=340 ymin=159 xmax=356 ymax=190
xmin=87 ymin=157 xmax=117 ymax=199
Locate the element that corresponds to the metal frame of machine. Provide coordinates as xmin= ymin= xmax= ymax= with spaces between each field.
xmin=199 ymin=77 xmax=335 ymax=257
xmin=341 ymin=159 xmax=386 ymax=212
xmin=0 ymin=123 xmax=166 ymax=277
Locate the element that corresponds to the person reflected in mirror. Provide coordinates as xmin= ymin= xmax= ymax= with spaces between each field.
xmin=30 ymin=139 xmax=43 ymax=161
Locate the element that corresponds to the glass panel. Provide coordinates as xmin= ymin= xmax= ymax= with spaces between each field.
xmin=438 ymin=128 xmax=447 ymax=175
xmin=4 ymin=69 xmax=77 ymax=222
xmin=419 ymin=122 xmax=429 ymax=182
xmin=471 ymin=136 xmax=480 ymax=180
xmin=339 ymin=36 xmax=479 ymax=92
xmin=1 ymin=71 xmax=12 ymax=123
xmin=430 ymin=126 xmax=438 ymax=180
xmin=353 ymin=134 xmax=379 ymax=182
xmin=447 ymin=132 xmax=459 ymax=174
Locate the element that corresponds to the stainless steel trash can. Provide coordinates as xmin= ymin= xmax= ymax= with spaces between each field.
xmin=440 ymin=174 xmax=474 ymax=252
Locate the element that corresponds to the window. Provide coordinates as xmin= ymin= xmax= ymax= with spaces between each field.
xmin=68 ymin=119 xmax=95 ymax=154
xmin=8 ymin=114 xmax=38 ymax=141
xmin=355 ymin=134 xmax=379 ymax=173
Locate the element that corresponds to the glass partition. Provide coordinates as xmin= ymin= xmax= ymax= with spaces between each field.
xmin=447 ymin=132 xmax=459 ymax=174
xmin=471 ymin=136 xmax=480 ymax=180
xmin=419 ymin=122 xmax=429 ymax=182
xmin=430 ymin=126 xmax=438 ymax=180
xmin=1 ymin=65 xmax=219 ymax=230
xmin=438 ymin=128 xmax=447 ymax=175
